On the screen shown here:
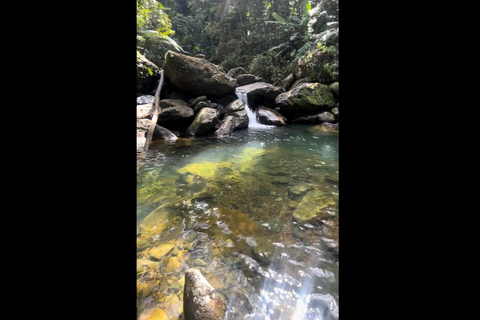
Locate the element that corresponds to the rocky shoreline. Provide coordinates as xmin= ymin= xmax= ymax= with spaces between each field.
xmin=137 ymin=51 xmax=339 ymax=152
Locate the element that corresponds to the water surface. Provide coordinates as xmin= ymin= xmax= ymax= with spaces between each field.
xmin=137 ymin=124 xmax=338 ymax=320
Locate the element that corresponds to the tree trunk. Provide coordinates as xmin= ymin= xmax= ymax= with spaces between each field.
xmin=143 ymin=70 xmax=164 ymax=151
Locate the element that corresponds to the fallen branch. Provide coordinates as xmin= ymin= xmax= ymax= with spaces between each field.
xmin=143 ymin=70 xmax=164 ymax=151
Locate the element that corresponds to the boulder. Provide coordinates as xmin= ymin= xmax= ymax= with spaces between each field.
xmin=309 ymin=122 xmax=339 ymax=133
xmin=157 ymin=101 xmax=194 ymax=123
xmin=331 ymin=107 xmax=339 ymax=118
xmin=186 ymin=108 xmax=220 ymax=136
xmin=236 ymin=74 xmax=261 ymax=86
xmin=226 ymin=67 xmax=247 ymax=79
xmin=223 ymin=99 xmax=244 ymax=113
xmin=163 ymin=50 xmax=236 ymax=97
xmin=256 ymin=106 xmax=287 ymax=126
xmin=190 ymin=95 xmax=208 ymax=107
xmin=317 ymin=111 xmax=335 ymax=123
xmin=183 ymin=268 xmax=227 ymax=320
xmin=194 ymin=101 xmax=210 ymax=113
xmin=228 ymin=110 xmax=249 ymax=130
xmin=329 ymin=82 xmax=339 ymax=96
xmin=137 ymin=119 xmax=177 ymax=141
xmin=137 ymin=95 xmax=155 ymax=105
xmin=275 ymin=82 xmax=335 ymax=119
xmin=137 ymin=103 xmax=155 ymax=119
xmin=236 ymin=82 xmax=284 ymax=103
xmin=214 ymin=115 xmax=236 ymax=137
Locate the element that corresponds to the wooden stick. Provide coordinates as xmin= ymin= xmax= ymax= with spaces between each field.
xmin=143 ymin=70 xmax=164 ymax=151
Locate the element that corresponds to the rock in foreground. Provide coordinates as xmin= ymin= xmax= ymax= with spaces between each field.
xmin=184 ymin=268 xmax=226 ymax=320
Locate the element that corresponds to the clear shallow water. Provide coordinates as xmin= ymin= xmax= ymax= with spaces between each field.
xmin=137 ymin=124 xmax=339 ymax=320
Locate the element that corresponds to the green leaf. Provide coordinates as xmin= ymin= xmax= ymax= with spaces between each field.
xmin=290 ymin=32 xmax=298 ymax=41
xmin=272 ymin=12 xmax=286 ymax=23
xmin=306 ymin=1 xmax=311 ymax=13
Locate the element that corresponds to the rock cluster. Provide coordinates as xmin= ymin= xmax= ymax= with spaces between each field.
xmin=137 ymin=50 xmax=339 ymax=149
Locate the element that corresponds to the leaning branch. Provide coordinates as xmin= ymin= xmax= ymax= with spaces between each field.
xmin=143 ymin=70 xmax=164 ymax=151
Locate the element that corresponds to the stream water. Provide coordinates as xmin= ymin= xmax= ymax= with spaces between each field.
xmin=137 ymin=124 xmax=339 ymax=320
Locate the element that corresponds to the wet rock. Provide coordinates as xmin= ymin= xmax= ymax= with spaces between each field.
xmin=236 ymin=74 xmax=261 ymax=86
xmin=293 ymin=190 xmax=336 ymax=222
xmin=256 ymin=106 xmax=287 ymax=126
xmin=229 ymin=109 xmax=249 ymax=130
xmin=138 ymin=308 xmax=168 ymax=320
xmin=236 ymin=82 xmax=284 ymax=103
xmin=214 ymin=115 xmax=236 ymax=137
xmin=289 ymin=182 xmax=314 ymax=199
xmin=275 ymin=82 xmax=335 ymax=119
xmin=317 ymin=112 xmax=335 ymax=123
xmin=164 ymin=50 xmax=236 ymax=97
xmin=224 ymin=99 xmax=245 ymax=113
xmin=253 ymin=237 xmax=275 ymax=265
xmin=137 ymin=95 xmax=155 ymax=105
xmin=165 ymin=257 xmax=181 ymax=273
xmin=137 ymin=259 xmax=160 ymax=273
xmin=184 ymin=268 xmax=227 ymax=320
xmin=226 ymin=67 xmax=247 ymax=79
xmin=309 ymin=122 xmax=339 ymax=133
xmin=150 ymin=244 xmax=174 ymax=260
xmin=186 ymin=108 xmax=220 ymax=136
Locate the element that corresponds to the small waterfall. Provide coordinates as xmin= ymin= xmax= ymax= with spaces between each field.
xmin=235 ymin=89 xmax=272 ymax=129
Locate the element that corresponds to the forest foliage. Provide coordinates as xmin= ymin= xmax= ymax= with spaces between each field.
xmin=137 ymin=0 xmax=338 ymax=87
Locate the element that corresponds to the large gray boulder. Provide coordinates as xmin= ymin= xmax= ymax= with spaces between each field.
xmin=228 ymin=110 xmax=249 ymax=130
xmin=163 ymin=51 xmax=236 ymax=97
xmin=275 ymin=82 xmax=335 ymax=119
xmin=236 ymin=74 xmax=261 ymax=86
xmin=256 ymin=106 xmax=287 ymax=126
xmin=186 ymin=108 xmax=220 ymax=136
xmin=157 ymin=99 xmax=194 ymax=122
xmin=214 ymin=115 xmax=236 ymax=137
xmin=236 ymin=82 xmax=284 ymax=103
xmin=223 ymin=99 xmax=244 ymax=113
xmin=184 ymin=268 xmax=227 ymax=320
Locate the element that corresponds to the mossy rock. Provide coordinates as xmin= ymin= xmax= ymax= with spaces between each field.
xmin=293 ymin=190 xmax=337 ymax=222
xmin=329 ymin=82 xmax=339 ymax=96
xmin=275 ymin=82 xmax=335 ymax=119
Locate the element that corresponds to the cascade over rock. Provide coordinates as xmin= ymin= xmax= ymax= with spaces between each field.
xmin=163 ymin=51 xmax=236 ymax=97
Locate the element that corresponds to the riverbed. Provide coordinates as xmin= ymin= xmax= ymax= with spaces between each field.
xmin=137 ymin=124 xmax=339 ymax=320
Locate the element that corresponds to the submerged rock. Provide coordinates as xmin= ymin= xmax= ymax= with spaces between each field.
xmin=293 ymin=190 xmax=337 ymax=222
xmin=309 ymin=122 xmax=339 ymax=133
xmin=138 ymin=308 xmax=168 ymax=320
xmin=184 ymin=268 xmax=227 ymax=320
xmin=163 ymin=50 xmax=236 ymax=97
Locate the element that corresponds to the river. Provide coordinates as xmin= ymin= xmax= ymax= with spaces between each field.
xmin=137 ymin=124 xmax=339 ymax=320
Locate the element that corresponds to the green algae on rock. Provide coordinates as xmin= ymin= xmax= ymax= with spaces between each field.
xmin=293 ymin=190 xmax=337 ymax=222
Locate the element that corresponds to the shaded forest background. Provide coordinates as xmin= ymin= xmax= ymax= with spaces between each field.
xmin=137 ymin=0 xmax=338 ymax=89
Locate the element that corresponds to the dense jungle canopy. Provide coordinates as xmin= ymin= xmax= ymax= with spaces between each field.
xmin=137 ymin=0 xmax=339 ymax=88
